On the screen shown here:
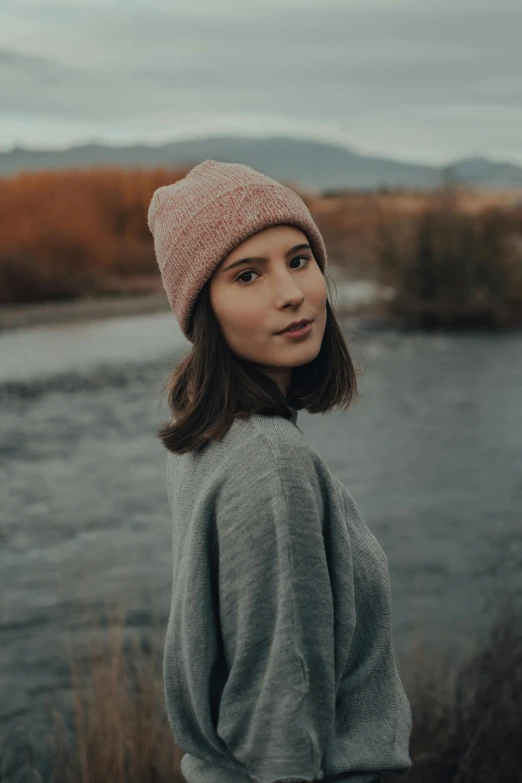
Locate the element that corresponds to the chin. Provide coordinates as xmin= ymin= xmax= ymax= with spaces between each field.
xmin=286 ymin=341 xmax=322 ymax=367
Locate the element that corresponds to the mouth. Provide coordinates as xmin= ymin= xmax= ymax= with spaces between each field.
xmin=276 ymin=318 xmax=313 ymax=335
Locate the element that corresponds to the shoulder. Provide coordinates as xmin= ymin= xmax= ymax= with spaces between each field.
xmin=210 ymin=417 xmax=331 ymax=556
xmin=212 ymin=414 xmax=327 ymax=517
xmin=226 ymin=412 xmax=318 ymax=476
xmin=165 ymin=412 xmax=328 ymax=504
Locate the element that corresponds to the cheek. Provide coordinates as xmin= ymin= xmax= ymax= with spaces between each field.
xmin=220 ymin=300 xmax=265 ymax=337
xmin=210 ymin=285 xmax=261 ymax=336
xmin=306 ymin=273 xmax=328 ymax=310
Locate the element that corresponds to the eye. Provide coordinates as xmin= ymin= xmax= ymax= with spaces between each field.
xmin=235 ymin=254 xmax=312 ymax=286
xmin=290 ymin=253 xmax=312 ymax=269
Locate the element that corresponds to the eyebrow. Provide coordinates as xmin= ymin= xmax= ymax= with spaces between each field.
xmin=220 ymin=243 xmax=312 ymax=273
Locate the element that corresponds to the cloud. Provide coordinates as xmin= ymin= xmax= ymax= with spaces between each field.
xmin=0 ymin=0 xmax=521 ymax=163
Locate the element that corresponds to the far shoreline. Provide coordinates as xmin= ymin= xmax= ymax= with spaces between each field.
xmin=0 ymin=289 xmax=172 ymax=332
xmin=0 ymin=280 xmax=394 ymax=334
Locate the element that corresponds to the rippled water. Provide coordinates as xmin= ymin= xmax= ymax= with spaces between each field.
xmin=1 ymin=312 xmax=521 ymax=780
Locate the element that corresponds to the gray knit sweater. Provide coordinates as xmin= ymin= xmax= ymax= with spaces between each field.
xmin=163 ymin=408 xmax=412 ymax=783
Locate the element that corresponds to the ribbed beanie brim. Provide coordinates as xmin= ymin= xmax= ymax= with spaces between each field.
xmin=147 ymin=159 xmax=328 ymax=341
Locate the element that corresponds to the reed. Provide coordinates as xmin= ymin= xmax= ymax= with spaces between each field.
xmin=4 ymin=592 xmax=521 ymax=782
xmin=371 ymin=186 xmax=522 ymax=329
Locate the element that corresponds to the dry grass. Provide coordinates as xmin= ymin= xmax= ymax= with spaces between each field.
xmin=1 ymin=168 xmax=522 ymax=329
xmin=397 ymin=594 xmax=522 ymax=783
xmin=3 ymin=592 xmax=522 ymax=782
xmin=37 ymin=601 xmax=181 ymax=783
xmin=0 ymin=167 xmax=189 ymax=304
xmin=370 ymin=187 xmax=522 ymax=329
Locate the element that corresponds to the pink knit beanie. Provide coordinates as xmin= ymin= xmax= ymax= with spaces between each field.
xmin=147 ymin=159 xmax=328 ymax=341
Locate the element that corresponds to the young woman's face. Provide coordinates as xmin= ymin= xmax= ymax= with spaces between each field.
xmin=209 ymin=224 xmax=328 ymax=398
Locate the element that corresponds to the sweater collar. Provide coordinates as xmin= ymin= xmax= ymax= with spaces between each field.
xmin=287 ymin=405 xmax=298 ymax=426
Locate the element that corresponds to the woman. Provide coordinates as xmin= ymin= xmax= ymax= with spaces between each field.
xmin=147 ymin=160 xmax=412 ymax=783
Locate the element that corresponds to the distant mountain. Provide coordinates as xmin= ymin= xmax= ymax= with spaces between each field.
xmin=445 ymin=156 xmax=522 ymax=189
xmin=1 ymin=135 xmax=521 ymax=192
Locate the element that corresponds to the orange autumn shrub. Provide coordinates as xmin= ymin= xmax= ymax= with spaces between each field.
xmin=0 ymin=166 xmax=190 ymax=303
xmin=1 ymin=166 xmax=521 ymax=315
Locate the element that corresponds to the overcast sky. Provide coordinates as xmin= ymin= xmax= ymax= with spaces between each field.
xmin=1 ymin=0 xmax=521 ymax=166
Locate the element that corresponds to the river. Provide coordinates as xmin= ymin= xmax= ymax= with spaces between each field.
xmin=1 ymin=310 xmax=521 ymax=780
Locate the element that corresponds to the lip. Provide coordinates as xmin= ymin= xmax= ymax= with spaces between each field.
xmin=276 ymin=320 xmax=313 ymax=339
xmin=276 ymin=318 xmax=313 ymax=335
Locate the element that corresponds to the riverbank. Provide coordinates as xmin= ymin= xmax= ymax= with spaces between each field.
xmin=0 ymin=288 xmax=171 ymax=332
xmin=6 ymin=594 xmax=522 ymax=783
xmin=0 ymin=277 xmax=395 ymax=333
xmin=2 ymin=170 xmax=521 ymax=331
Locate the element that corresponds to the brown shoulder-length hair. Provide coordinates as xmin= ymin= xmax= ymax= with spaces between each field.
xmin=157 ymin=270 xmax=361 ymax=455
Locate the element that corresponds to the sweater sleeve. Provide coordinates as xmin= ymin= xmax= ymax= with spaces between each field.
xmin=213 ymin=432 xmax=337 ymax=783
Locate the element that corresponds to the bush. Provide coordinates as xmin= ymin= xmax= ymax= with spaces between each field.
xmin=374 ymin=187 xmax=522 ymax=329
xmin=0 ymin=167 xmax=188 ymax=305
xmin=400 ymin=596 xmax=522 ymax=782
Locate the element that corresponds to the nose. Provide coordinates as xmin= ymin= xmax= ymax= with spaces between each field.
xmin=273 ymin=269 xmax=305 ymax=307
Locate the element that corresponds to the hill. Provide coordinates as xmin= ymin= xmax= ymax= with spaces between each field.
xmin=2 ymin=136 xmax=522 ymax=192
